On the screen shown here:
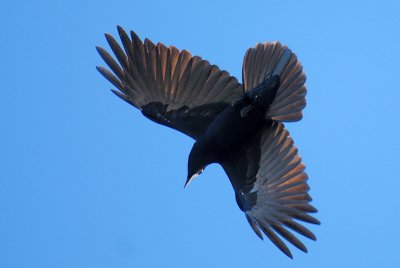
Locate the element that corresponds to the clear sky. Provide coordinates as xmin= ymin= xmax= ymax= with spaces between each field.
xmin=1 ymin=0 xmax=400 ymax=267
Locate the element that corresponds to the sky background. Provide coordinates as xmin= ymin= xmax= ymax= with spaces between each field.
xmin=1 ymin=0 xmax=400 ymax=267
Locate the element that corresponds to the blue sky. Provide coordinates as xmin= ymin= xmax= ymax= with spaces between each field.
xmin=1 ymin=0 xmax=400 ymax=267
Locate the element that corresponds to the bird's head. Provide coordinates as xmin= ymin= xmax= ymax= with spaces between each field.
xmin=185 ymin=142 xmax=207 ymax=188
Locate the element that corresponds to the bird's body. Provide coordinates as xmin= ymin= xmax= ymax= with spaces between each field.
xmin=187 ymin=75 xmax=280 ymax=184
xmin=97 ymin=26 xmax=319 ymax=258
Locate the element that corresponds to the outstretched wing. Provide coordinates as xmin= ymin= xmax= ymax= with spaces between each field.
xmin=242 ymin=42 xmax=307 ymax=122
xmin=97 ymin=26 xmax=243 ymax=139
xmin=221 ymin=122 xmax=319 ymax=258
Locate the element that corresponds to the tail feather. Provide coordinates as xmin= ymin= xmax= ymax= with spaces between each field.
xmin=242 ymin=42 xmax=307 ymax=122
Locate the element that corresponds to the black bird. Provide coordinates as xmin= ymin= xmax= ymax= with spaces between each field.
xmin=96 ymin=26 xmax=319 ymax=258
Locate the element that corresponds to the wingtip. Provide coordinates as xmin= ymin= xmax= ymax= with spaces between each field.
xmin=95 ymin=46 xmax=107 ymax=57
xmin=280 ymin=244 xmax=294 ymax=259
xmin=245 ymin=214 xmax=264 ymax=240
xmin=95 ymin=65 xmax=109 ymax=76
xmin=278 ymin=241 xmax=293 ymax=259
xmin=254 ymin=230 xmax=264 ymax=240
xmin=130 ymin=30 xmax=142 ymax=44
xmin=116 ymin=25 xmax=127 ymax=38
xmin=104 ymin=32 xmax=113 ymax=41
xmin=110 ymin=88 xmax=119 ymax=95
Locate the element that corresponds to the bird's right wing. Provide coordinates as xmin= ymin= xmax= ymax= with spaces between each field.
xmin=96 ymin=26 xmax=243 ymax=139
xmin=221 ymin=122 xmax=319 ymax=258
xmin=242 ymin=42 xmax=307 ymax=122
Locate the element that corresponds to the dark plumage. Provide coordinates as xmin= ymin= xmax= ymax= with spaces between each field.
xmin=97 ymin=26 xmax=319 ymax=258
xmin=186 ymin=75 xmax=280 ymax=186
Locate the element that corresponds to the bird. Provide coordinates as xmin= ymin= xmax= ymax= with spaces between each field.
xmin=96 ymin=26 xmax=319 ymax=258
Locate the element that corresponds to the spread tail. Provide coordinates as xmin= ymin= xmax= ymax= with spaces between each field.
xmin=242 ymin=42 xmax=307 ymax=122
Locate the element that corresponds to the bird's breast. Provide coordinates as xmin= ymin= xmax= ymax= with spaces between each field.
xmin=201 ymin=102 xmax=266 ymax=160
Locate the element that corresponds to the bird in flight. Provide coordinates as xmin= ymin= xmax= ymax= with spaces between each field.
xmin=96 ymin=26 xmax=319 ymax=258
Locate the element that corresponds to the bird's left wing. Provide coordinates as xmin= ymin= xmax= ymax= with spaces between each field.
xmin=221 ymin=122 xmax=319 ymax=258
xmin=96 ymin=26 xmax=243 ymax=139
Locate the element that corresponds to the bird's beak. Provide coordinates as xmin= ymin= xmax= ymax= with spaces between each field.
xmin=184 ymin=169 xmax=203 ymax=188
